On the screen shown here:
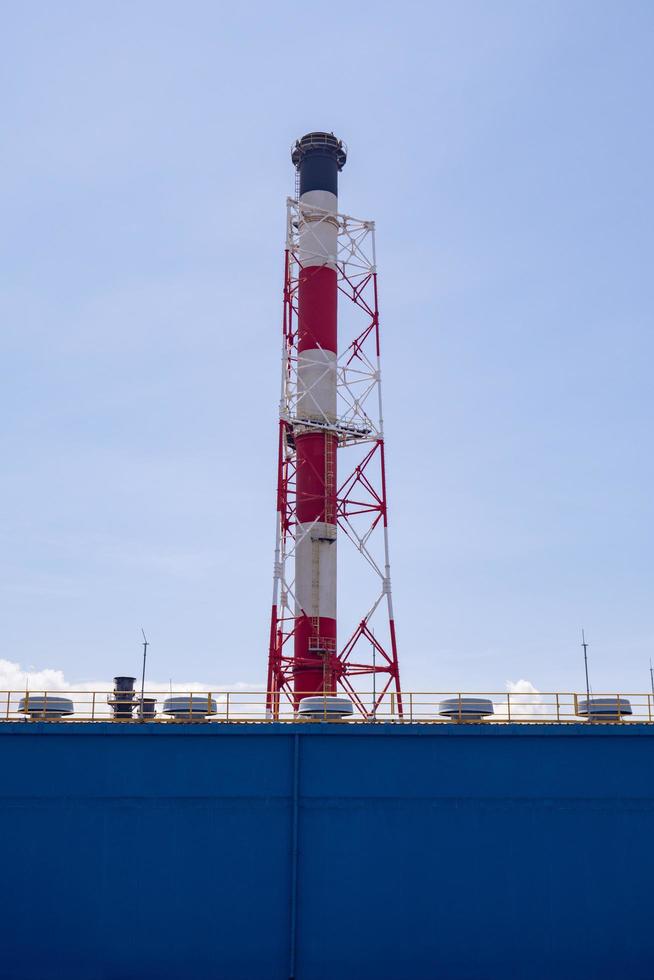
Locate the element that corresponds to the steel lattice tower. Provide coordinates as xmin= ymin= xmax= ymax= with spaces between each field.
xmin=267 ymin=133 xmax=403 ymax=718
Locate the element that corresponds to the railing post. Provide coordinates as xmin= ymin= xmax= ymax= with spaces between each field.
xmin=409 ymin=692 xmax=413 ymax=723
xmin=226 ymin=692 xmax=230 ymax=723
xmin=506 ymin=692 xmax=511 ymax=722
xmin=5 ymin=692 xmax=10 ymax=720
xmin=91 ymin=692 xmax=96 ymax=721
xmin=556 ymin=692 xmax=560 ymax=722
xmin=649 ymin=694 xmax=652 ymax=723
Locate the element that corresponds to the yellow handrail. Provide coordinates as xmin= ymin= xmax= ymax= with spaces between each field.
xmin=0 ymin=690 xmax=649 ymax=724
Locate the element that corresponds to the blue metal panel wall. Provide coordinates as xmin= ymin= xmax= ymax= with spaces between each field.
xmin=1 ymin=723 xmax=653 ymax=979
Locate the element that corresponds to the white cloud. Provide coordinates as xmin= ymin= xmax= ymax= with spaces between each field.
xmin=502 ymin=678 xmax=550 ymax=719
xmin=0 ymin=659 xmax=72 ymax=693
xmin=506 ymin=678 xmax=540 ymax=696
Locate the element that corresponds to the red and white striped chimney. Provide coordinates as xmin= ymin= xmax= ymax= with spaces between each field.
xmin=291 ymin=132 xmax=347 ymax=699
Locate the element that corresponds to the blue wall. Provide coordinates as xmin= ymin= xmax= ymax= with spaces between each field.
xmin=1 ymin=722 xmax=653 ymax=979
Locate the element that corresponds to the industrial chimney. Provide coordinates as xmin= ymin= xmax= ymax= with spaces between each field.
xmin=267 ymin=133 xmax=403 ymax=718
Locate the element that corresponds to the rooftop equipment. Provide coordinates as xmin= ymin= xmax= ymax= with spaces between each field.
xmin=108 ymin=676 xmax=136 ymax=719
xmin=438 ymin=698 xmax=495 ymax=722
xmin=162 ymin=696 xmax=217 ymax=720
xmin=576 ymin=697 xmax=632 ymax=721
xmin=18 ymin=696 xmax=74 ymax=720
xmin=297 ymin=696 xmax=353 ymax=720
xmin=136 ymin=697 xmax=157 ymax=720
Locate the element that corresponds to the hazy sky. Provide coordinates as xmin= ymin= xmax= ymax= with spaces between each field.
xmin=1 ymin=1 xmax=652 ymax=695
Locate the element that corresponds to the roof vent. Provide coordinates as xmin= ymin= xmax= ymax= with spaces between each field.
xmin=438 ymin=697 xmax=495 ymax=721
xmin=18 ymin=696 xmax=74 ymax=720
xmin=297 ymin=696 xmax=353 ymax=720
xmin=136 ymin=697 xmax=157 ymax=720
xmin=108 ymin=676 xmax=136 ymax=719
xmin=163 ymin=696 xmax=217 ymax=720
xmin=577 ymin=697 xmax=632 ymax=721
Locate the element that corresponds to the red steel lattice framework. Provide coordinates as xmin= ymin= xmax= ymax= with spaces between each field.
xmin=267 ymin=195 xmax=403 ymax=718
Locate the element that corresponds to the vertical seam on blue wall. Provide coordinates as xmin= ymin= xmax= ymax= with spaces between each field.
xmin=289 ymin=732 xmax=300 ymax=980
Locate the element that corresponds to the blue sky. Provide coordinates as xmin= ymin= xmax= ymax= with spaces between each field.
xmin=1 ymin=1 xmax=652 ymax=694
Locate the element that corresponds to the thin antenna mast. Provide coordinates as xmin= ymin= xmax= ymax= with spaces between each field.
xmin=140 ymin=629 xmax=148 ymax=719
xmin=372 ymin=630 xmax=377 ymax=721
xmin=581 ymin=629 xmax=591 ymax=708
xmin=649 ymin=659 xmax=654 ymax=697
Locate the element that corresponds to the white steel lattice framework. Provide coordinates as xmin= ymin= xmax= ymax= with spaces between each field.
xmin=266 ymin=196 xmax=403 ymax=718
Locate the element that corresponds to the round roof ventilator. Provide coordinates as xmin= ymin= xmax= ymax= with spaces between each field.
xmin=576 ymin=697 xmax=632 ymax=721
xmin=163 ymin=696 xmax=218 ymax=720
xmin=438 ymin=698 xmax=495 ymax=721
xmin=297 ymin=696 xmax=354 ymax=720
xmin=18 ymin=696 xmax=74 ymax=720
